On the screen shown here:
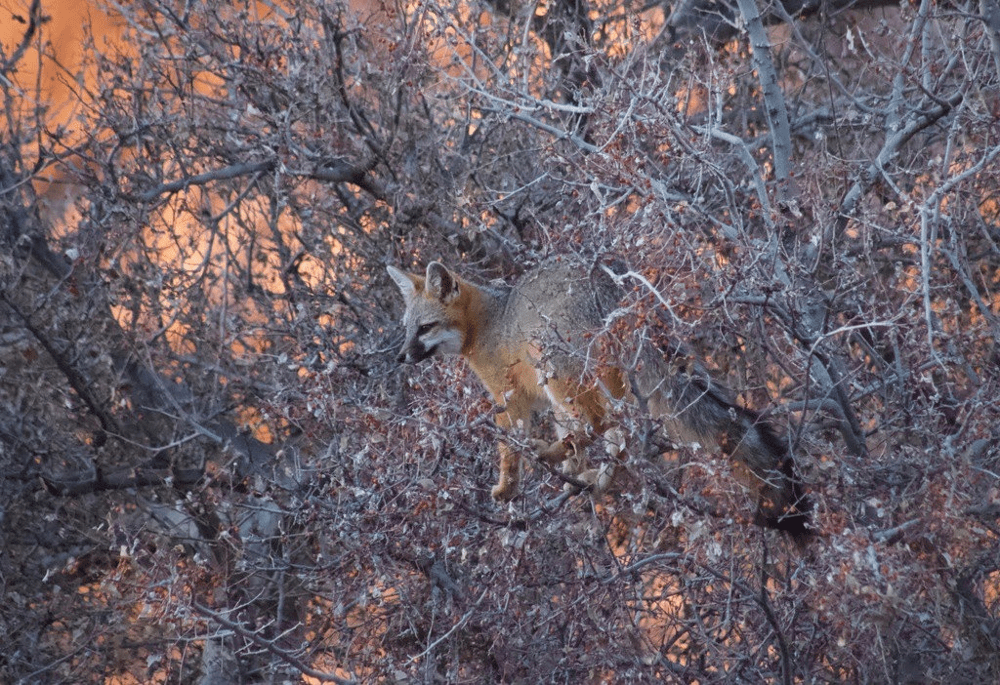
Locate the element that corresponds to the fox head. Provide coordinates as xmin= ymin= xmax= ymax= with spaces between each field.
xmin=387 ymin=262 xmax=465 ymax=364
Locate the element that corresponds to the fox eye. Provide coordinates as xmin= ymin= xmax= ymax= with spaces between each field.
xmin=416 ymin=322 xmax=436 ymax=336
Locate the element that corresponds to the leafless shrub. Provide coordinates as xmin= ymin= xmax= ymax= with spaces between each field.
xmin=0 ymin=0 xmax=997 ymax=681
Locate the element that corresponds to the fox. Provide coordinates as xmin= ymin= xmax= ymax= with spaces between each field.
xmin=387 ymin=258 xmax=812 ymax=539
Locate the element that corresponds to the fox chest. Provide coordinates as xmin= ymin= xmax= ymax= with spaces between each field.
xmin=469 ymin=347 xmax=552 ymax=412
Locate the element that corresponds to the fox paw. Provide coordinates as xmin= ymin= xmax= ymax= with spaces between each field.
xmin=565 ymin=464 xmax=616 ymax=495
xmin=533 ymin=437 xmax=574 ymax=465
xmin=491 ymin=481 xmax=517 ymax=502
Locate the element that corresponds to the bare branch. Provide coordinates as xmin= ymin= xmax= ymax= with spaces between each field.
xmin=0 ymin=291 xmax=120 ymax=434
xmin=134 ymin=158 xmax=379 ymax=203
xmin=691 ymin=124 xmax=773 ymax=222
xmin=0 ymin=0 xmax=42 ymax=76
xmin=834 ymin=92 xmax=963 ymax=238
xmin=735 ymin=0 xmax=793 ymax=205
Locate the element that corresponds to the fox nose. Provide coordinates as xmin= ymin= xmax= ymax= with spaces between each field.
xmin=397 ymin=341 xmax=432 ymax=364
xmin=396 ymin=342 xmax=414 ymax=364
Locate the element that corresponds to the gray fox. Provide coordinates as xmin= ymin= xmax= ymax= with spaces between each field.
xmin=387 ymin=259 xmax=811 ymax=539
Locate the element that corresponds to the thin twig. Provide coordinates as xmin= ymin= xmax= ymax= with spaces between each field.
xmin=192 ymin=600 xmax=358 ymax=684
xmin=409 ymin=590 xmax=487 ymax=662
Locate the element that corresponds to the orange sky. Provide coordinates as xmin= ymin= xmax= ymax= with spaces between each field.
xmin=1 ymin=1 xmax=118 ymax=116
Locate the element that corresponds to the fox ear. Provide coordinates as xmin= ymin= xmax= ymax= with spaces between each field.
xmin=425 ymin=262 xmax=460 ymax=304
xmin=387 ymin=265 xmax=420 ymax=300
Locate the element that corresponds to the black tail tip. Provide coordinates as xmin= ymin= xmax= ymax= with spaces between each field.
xmin=765 ymin=458 xmax=814 ymax=545
xmin=761 ymin=501 xmax=814 ymax=546
xmin=766 ymin=511 xmax=814 ymax=545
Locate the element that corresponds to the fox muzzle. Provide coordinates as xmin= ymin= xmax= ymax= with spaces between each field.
xmin=398 ymin=340 xmax=436 ymax=364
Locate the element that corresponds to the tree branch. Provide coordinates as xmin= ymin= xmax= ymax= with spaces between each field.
xmin=691 ymin=124 xmax=773 ymax=222
xmin=0 ymin=0 xmax=42 ymax=75
xmin=135 ymin=161 xmax=274 ymax=202
xmin=134 ymin=158 xmax=379 ymax=203
xmin=0 ymin=291 xmax=120 ymax=434
xmin=736 ymin=0 xmax=793 ymax=205
xmin=479 ymin=106 xmax=600 ymax=153
xmin=834 ymin=92 xmax=962 ymax=239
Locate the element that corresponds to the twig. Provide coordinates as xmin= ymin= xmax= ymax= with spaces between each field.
xmin=691 ymin=125 xmax=773 ymax=222
xmin=409 ymin=590 xmax=487 ymax=662
xmin=917 ymin=143 xmax=1000 ymax=355
xmin=872 ymin=518 xmax=920 ymax=544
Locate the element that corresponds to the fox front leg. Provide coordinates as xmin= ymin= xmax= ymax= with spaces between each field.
xmin=491 ymin=415 xmax=579 ymax=500
xmin=492 ymin=399 xmax=532 ymax=501
xmin=491 ymin=441 xmax=521 ymax=501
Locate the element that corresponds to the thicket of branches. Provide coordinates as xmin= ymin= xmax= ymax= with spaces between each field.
xmin=1 ymin=0 xmax=998 ymax=681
